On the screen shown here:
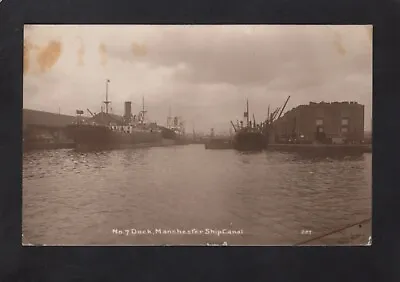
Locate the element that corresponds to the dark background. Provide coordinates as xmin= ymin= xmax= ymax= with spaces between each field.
xmin=1 ymin=0 xmax=399 ymax=281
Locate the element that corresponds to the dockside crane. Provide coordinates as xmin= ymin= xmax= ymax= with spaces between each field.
xmin=267 ymin=96 xmax=291 ymax=142
xmin=276 ymin=96 xmax=291 ymax=120
xmin=271 ymin=107 xmax=281 ymax=122
xmin=268 ymin=95 xmax=291 ymax=124
xmin=87 ymin=108 xmax=95 ymax=117
xmin=230 ymin=121 xmax=238 ymax=132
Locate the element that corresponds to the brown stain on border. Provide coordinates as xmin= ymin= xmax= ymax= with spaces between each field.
xmin=23 ymin=39 xmax=40 ymax=75
xmin=77 ymin=38 xmax=85 ymax=66
xmin=333 ymin=32 xmax=346 ymax=56
xmin=131 ymin=42 xmax=148 ymax=57
xmin=36 ymin=40 xmax=62 ymax=73
xmin=99 ymin=43 xmax=107 ymax=66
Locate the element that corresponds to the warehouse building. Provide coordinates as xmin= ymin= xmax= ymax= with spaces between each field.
xmin=23 ymin=109 xmax=80 ymax=143
xmin=272 ymin=101 xmax=365 ymax=144
xmin=23 ymin=109 xmax=78 ymax=130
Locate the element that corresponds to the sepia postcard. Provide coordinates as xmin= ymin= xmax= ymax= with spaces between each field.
xmin=22 ymin=24 xmax=372 ymax=246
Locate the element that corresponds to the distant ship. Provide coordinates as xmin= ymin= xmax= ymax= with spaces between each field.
xmin=205 ymin=128 xmax=233 ymax=149
xmin=66 ymin=80 xmax=173 ymax=150
xmin=163 ymin=108 xmax=188 ymax=145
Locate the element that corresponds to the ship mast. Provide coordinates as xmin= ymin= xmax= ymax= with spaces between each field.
xmin=140 ymin=96 xmax=147 ymax=124
xmin=246 ymin=99 xmax=249 ymax=127
xmin=104 ymin=79 xmax=111 ymax=114
xmin=168 ymin=106 xmax=171 ymax=127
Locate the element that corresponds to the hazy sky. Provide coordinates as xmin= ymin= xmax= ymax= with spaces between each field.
xmin=23 ymin=25 xmax=372 ymax=133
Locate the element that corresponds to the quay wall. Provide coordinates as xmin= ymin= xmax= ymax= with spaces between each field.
xmin=266 ymin=143 xmax=372 ymax=155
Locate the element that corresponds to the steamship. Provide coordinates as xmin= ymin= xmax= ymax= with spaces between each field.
xmin=231 ymin=99 xmax=267 ymax=151
xmin=230 ymin=97 xmax=291 ymax=151
xmin=66 ymin=81 xmax=175 ymax=150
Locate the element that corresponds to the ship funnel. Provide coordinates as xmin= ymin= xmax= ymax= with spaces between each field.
xmin=124 ymin=101 xmax=132 ymax=119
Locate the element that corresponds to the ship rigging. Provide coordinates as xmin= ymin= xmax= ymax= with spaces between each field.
xmin=230 ymin=95 xmax=291 ymax=151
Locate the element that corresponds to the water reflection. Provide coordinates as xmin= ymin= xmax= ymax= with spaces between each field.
xmin=290 ymin=152 xmax=365 ymax=162
xmin=23 ymin=145 xmax=371 ymax=245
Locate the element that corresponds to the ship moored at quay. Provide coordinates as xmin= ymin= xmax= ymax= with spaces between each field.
xmin=66 ymin=99 xmax=165 ymax=150
xmin=206 ymin=96 xmax=291 ymax=151
xmin=229 ymin=98 xmax=270 ymax=151
xmin=24 ymin=80 xmax=188 ymax=151
xmin=206 ymin=97 xmax=371 ymax=154
xmin=66 ymin=89 xmax=186 ymax=150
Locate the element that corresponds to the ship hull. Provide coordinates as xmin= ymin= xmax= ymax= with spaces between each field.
xmin=233 ymin=131 xmax=267 ymax=151
xmin=66 ymin=124 xmax=163 ymax=150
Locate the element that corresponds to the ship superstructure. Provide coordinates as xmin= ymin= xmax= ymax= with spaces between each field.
xmin=66 ymin=79 xmax=163 ymax=150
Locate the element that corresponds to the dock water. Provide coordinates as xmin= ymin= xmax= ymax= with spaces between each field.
xmin=23 ymin=145 xmax=371 ymax=245
xmin=23 ymin=138 xmax=183 ymax=152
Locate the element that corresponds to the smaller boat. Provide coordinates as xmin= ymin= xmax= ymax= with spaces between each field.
xmin=205 ymin=128 xmax=233 ymax=149
xmin=205 ymin=139 xmax=233 ymax=149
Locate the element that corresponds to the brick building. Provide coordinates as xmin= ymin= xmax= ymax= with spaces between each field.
xmin=272 ymin=101 xmax=365 ymax=144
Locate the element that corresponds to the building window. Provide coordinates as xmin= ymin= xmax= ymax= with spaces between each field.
xmin=316 ymin=119 xmax=323 ymax=126
xmin=341 ymin=127 xmax=348 ymax=133
xmin=341 ymin=118 xmax=349 ymax=126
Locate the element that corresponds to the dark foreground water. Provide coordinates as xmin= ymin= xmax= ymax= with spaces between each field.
xmin=23 ymin=144 xmax=372 ymax=245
